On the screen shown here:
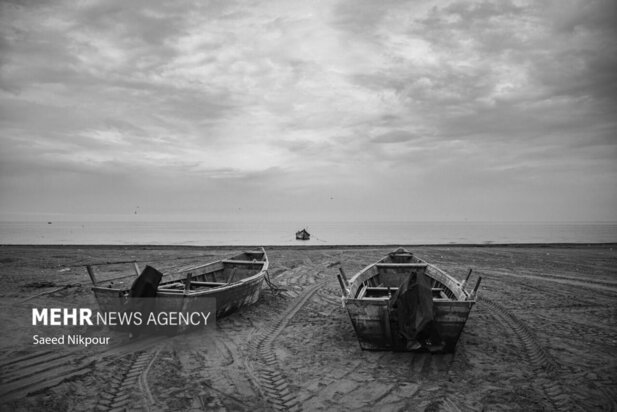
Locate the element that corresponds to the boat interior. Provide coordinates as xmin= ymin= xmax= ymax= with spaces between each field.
xmin=384 ymin=250 xmax=420 ymax=264
xmin=158 ymin=252 xmax=267 ymax=292
xmin=354 ymin=262 xmax=456 ymax=301
xmin=89 ymin=251 xmax=266 ymax=292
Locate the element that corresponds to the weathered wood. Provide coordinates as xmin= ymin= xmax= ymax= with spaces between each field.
xmin=185 ymin=281 xmax=225 ymax=287
xmin=357 ymin=284 xmax=368 ymax=299
xmin=222 ymin=259 xmax=263 ymax=265
xmin=155 ymin=289 xmax=186 ymax=294
xmin=336 ymin=274 xmax=347 ymax=295
xmin=338 ymin=267 xmax=349 ymax=287
xmin=86 ymin=266 xmax=97 ymax=286
xmin=133 ymin=262 xmax=140 ymax=276
xmin=158 ymin=283 xmax=184 ymax=289
xmin=367 ymin=286 xmax=400 ymax=292
xmin=364 ymin=286 xmax=399 ymax=299
xmin=472 ymin=276 xmax=482 ymax=295
xmin=90 ymin=274 xmax=134 ymax=285
xmin=376 ymin=263 xmax=428 ymax=268
xmin=226 ymin=267 xmax=238 ymax=284
xmin=461 ymin=268 xmax=473 ymax=288
xmin=345 ymin=298 xmax=391 ymax=350
xmin=426 ymin=265 xmax=468 ymax=300
xmin=91 ymin=248 xmax=269 ymax=326
xmin=185 ymin=272 xmax=192 ymax=291
xmin=340 ymin=247 xmax=477 ymax=352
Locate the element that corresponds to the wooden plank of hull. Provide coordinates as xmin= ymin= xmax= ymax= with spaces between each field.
xmin=434 ymin=300 xmax=474 ymax=314
xmin=345 ymin=299 xmax=392 ymax=350
xmin=434 ymin=301 xmax=473 ymax=347
xmin=434 ymin=320 xmax=469 ymax=352
xmin=91 ymin=287 xmax=128 ymax=316
xmin=344 ymin=299 xmax=473 ymax=351
xmin=214 ymin=275 xmax=264 ymax=317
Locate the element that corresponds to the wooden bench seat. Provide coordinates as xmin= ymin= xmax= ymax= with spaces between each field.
xmin=158 ymin=283 xmax=184 ymax=289
xmin=222 ymin=259 xmax=263 ymax=265
xmin=376 ymin=263 xmax=428 ymax=268
xmin=190 ymin=281 xmax=226 ymax=287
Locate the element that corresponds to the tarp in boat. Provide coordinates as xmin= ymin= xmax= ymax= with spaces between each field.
xmin=130 ymin=265 xmax=162 ymax=297
xmin=391 ymin=270 xmax=441 ymax=350
xmin=127 ymin=265 xmax=163 ymax=336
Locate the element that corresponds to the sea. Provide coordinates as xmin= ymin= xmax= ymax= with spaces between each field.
xmin=1 ymin=221 xmax=616 ymax=246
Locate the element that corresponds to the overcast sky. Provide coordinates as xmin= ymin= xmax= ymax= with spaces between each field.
xmin=1 ymin=0 xmax=616 ymax=222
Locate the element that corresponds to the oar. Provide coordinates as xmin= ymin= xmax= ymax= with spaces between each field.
xmin=471 ymin=276 xmax=482 ymax=298
xmin=338 ymin=267 xmax=349 ymax=287
xmin=461 ymin=268 xmax=473 ymax=288
xmin=336 ymin=274 xmax=348 ymax=296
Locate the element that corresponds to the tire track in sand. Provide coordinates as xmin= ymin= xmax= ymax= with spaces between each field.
xmin=94 ymin=345 xmax=162 ymax=411
xmin=480 ymin=296 xmax=601 ymax=411
xmin=185 ymin=326 xmax=250 ymax=411
xmin=0 ymin=335 xmax=165 ymax=402
xmin=248 ymin=280 xmax=327 ymax=411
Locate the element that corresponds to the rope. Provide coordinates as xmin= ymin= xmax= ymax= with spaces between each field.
xmin=311 ymin=235 xmax=329 ymax=243
xmin=21 ymin=283 xmax=81 ymax=303
xmin=264 ymin=270 xmax=287 ymax=294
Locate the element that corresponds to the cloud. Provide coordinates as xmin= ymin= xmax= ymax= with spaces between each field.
xmin=370 ymin=130 xmax=425 ymax=145
xmin=0 ymin=0 xmax=616 ymax=221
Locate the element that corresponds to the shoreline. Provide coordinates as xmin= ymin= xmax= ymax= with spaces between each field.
xmin=1 ymin=242 xmax=616 ymax=249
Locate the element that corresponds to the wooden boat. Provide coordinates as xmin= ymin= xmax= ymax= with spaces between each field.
xmin=88 ymin=248 xmax=269 ymax=330
xmin=337 ymin=248 xmax=480 ymax=353
xmin=296 ymin=228 xmax=310 ymax=240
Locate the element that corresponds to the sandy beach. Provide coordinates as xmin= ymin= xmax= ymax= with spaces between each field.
xmin=0 ymin=244 xmax=616 ymax=411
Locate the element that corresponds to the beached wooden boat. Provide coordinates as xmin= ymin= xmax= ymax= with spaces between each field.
xmin=337 ymin=248 xmax=480 ymax=353
xmin=88 ymin=248 xmax=269 ymax=330
xmin=296 ymin=228 xmax=310 ymax=240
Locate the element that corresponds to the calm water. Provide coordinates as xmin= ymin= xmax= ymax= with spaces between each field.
xmin=1 ymin=221 xmax=616 ymax=245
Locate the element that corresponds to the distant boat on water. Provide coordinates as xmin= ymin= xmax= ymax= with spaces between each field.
xmin=296 ymin=228 xmax=310 ymax=240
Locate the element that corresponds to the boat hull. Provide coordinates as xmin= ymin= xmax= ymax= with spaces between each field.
xmin=92 ymin=273 xmax=264 ymax=316
xmin=295 ymin=229 xmax=310 ymax=240
xmin=90 ymin=249 xmax=268 ymax=333
xmin=341 ymin=248 xmax=476 ymax=353
xmin=345 ymin=299 xmax=474 ymax=351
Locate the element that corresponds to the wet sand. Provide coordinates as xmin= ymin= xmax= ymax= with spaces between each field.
xmin=0 ymin=244 xmax=616 ymax=411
